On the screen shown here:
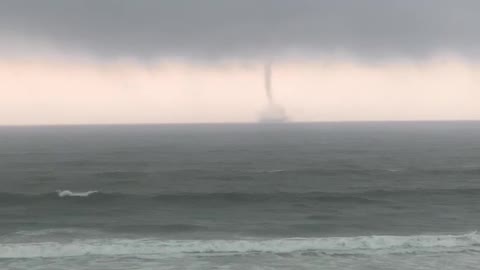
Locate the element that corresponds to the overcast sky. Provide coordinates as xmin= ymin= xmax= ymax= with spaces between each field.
xmin=1 ymin=0 xmax=480 ymax=60
xmin=0 ymin=1 xmax=479 ymax=124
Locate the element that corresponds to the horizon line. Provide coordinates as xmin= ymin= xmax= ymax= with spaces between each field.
xmin=1 ymin=119 xmax=480 ymax=128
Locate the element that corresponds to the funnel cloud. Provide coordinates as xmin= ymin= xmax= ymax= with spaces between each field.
xmin=259 ymin=62 xmax=288 ymax=123
xmin=1 ymin=1 xmax=480 ymax=125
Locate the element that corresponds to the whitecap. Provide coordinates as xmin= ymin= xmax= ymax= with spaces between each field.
xmin=56 ymin=190 xmax=98 ymax=197
xmin=266 ymin=169 xmax=286 ymax=173
xmin=385 ymin=168 xmax=403 ymax=173
xmin=1 ymin=232 xmax=479 ymax=259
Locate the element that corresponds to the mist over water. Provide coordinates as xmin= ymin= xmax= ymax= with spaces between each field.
xmin=1 ymin=122 xmax=480 ymax=269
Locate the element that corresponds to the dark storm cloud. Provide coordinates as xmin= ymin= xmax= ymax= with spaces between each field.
xmin=1 ymin=0 xmax=480 ymax=60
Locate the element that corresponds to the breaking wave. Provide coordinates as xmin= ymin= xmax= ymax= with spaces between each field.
xmin=56 ymin=190 xmax=98 ymax=197
xmin=1 ymin=232 xmax=480 ymax=259
xmin=2 ymin=188 xmax=480 ymax=206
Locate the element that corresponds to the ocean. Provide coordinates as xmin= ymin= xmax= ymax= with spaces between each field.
xmin=1 ymin=122 xmax=480 ymax=269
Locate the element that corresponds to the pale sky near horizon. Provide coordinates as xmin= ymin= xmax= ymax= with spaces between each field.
xmin=1 ymin=1 xmax=479 ymax=125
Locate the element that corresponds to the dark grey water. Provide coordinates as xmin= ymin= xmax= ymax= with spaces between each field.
xmin=1 ymin=122 xmax=480 ymax=269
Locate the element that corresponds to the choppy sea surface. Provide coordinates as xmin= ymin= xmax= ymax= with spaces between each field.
xmin=1 ymin=122 xmax=480 ymax=269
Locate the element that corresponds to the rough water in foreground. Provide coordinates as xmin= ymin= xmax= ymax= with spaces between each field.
xmin=1 ymin=122 xmax=480 ymax=269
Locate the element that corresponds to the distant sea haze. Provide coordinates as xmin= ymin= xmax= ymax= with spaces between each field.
xmin=1 ymin=122 xmax=480 ymax=269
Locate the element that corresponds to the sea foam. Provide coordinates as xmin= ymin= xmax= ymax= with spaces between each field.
xmin=1 ymin=232 xmax=479 ymax=259
xmin=56 ymin=190 xmax=98 ymax=197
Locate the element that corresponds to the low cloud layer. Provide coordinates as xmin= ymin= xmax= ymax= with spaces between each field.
xmin=1 ymin=0 xmax=480 ymax=60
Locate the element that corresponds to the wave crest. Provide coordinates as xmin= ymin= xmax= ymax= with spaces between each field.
xmin=1 ymin=232 xmax=479 ymax=259
xmin=2 ymin=188 xmax=480 ymax=206
xmin=56 ymin=190 xmax=99 ymax=197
